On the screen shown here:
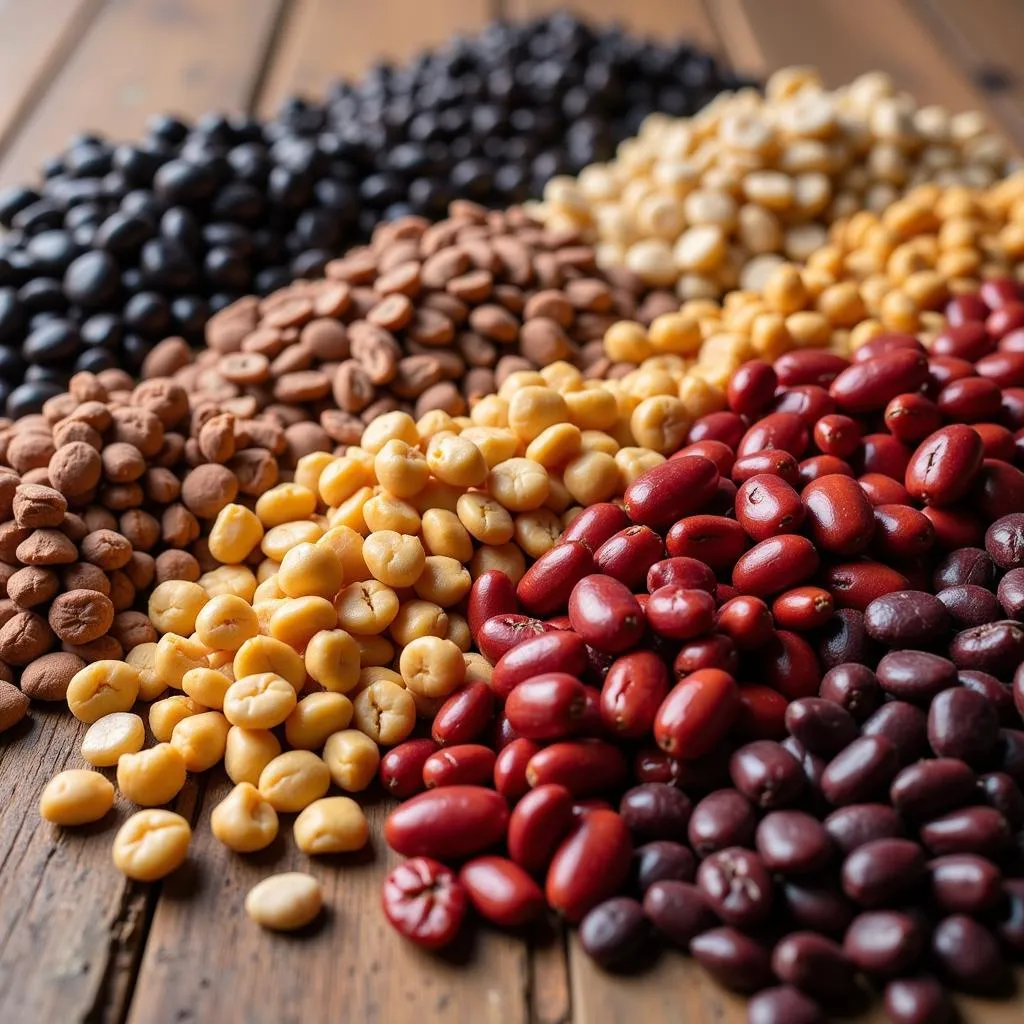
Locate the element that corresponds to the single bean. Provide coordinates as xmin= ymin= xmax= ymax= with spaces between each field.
xmin=729 ymin=741 xmax=804 ymax=809
xmin=687 ymin=789 xmax=758 ymax=858
xmin=747 ymin=986 xmax=824 ymax=1024
xmin=904 ymin=425 xmax=984 ymax=506
xmin=525 ymin=739 xmax=627 ymax=797
xmin=384 ymin=786 xmax=509 ymax=860
xmin=883 ymin=977 xmax=955 ymax=1024
xmin=578 ymin=896 xmax=648 ymax=968
xmin=841 ymin=838 xmax=927 ymax=907
xmin=843 ymin=910 xmax=924 ymax=978
xmin=568 ymin=575 xmax=644 ymax=654
xmin=492 ymin=737 xmax=540 ymax=803
xmin=818 ymin=662 xmax=881 ymax=721
xmin=876 ymin=650 xmax=957 ymax=703
xmin=920 ymin=807 xmax=1011 ymax=858
xmin=771 ymin=931 xmax=858 ymax=1004
xmin=632 ymin=841 xmax=696 ymax=893
xmin=689 ymin=927 xmax=773 ymax=994
xmin=642 ymin=880 xmax=714 ymax=946
xmin=928 ymin=687 xmax=1000 ymax=763
xmin=781 ymin=878 xmax=855 ymax=936
xmin=623 ymin=456 xmax=719 ymax=530
xmin=889 ymin=759 xmax=977 ymax=821
xmin=490 ymin=629 xmax=588 ymax=700
xmin=861 ymin=702 xmax=929 ymax=765
xmin=459 ymin=856 xmax=545 ymax=927
xmin=665 ymin=515 xmax=748 ymax=572
xmin=696 ymin=847 xmax=773 ymax=928
xmin=755 ymin=810 xmax=832 ymax=874
xmin=864 ymin=591 xmax=950 ymax=649
xmin=821 ymin=736 xmax=900 ymax=806
xmin=824 ymin=804 xmax=904 ymax=856
xmin=653 ymin=669 xmax=740 ymax=759
xmin=735 ymin=474 xmax=805 ymax=542
xmin=931 ymin=913 xmax=1007 ymax=993
xmin=594 ymin=526 xmax=665 ymax=590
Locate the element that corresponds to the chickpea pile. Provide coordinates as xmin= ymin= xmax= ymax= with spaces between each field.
xmin=533 ymin=67 xmax=1016 ymax=298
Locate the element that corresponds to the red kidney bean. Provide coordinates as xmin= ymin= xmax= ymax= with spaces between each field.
xmin=623 ymin=456 xmax=719 ymax=529
xmin=981 ymin=278 xmax=1019 ymax=309
xmin=545 ymin=809 xmax=632 ymax=923
xmin=784 ymin=697 xmax=858 ymax=758
xmin=730 ymin=740 xmax=805 ymax=808
xmin=798 ymin=454 xmax=854 ymax=487
xmin=690 ymin=927 xmax=774 ymax=994
xmin=858 ymin=472 xmax=912 ymax=506
xmin=928 ymin=686 xmax=1000 ymax=764
xmin=559 ymin=502 xmax=630 ymax=552
xmin=905 ymin=424 xmax=985 ymax=506
xmin=772 ymin=587 xmax=834 ymax=631
xmin=633 ymin=747 xmax=683 ymax=786
xmin=871 ymin=504 xmax=935 ymax=561
xmin=929 ymin=353 xmax=977 ymax=389
xmin=732 ymin=534 xmax=820 ymax=597
xmin=567 ymin=574 xmax=644 ymax=654
xmin=715 ymin=594 xmax=774 ymax=650
xmin=812 ymin=413 xmax=860 ymax=458
xmin=747 ymin=986 xmax=825 ymax=1024
xmin=687 ymin=788 xmax=758 ymax=857
xmin=781 ymin=877 xmax=856 ymax=936
xmin=923 ymin=506 xmax=984 ymax=549
xmin=633 ymin=840 xmax=696 ymax=892
xmin=492 ymin=710 xmax=520 ymax=751
xmin=467 ymin=569 xmax=517 ymax=641
xmin=697 ymin=846 xmax=773 ymax=928
xmin=843 ymin=910 xmax=924 ymax=979
xmin=932 ymin=320 xmax=993 ymax=361
xmin=858 ymin=432 xmax=912 ymax=479
xmin=548 ymin=615 xmax=571 ymax=629
xmin=503 ymin=673 xmax=588 ymax=740
xmin=928 ymin=854 xmax=1003 ymax=914
xmin=946 ymin=292 xmax=989 ymax=324
xmin=854 ymin=332 xmax=925 ymax=363
xmin=382 ymin=857 xmax=467 ymax=950
xmin=831 ymin=348 xmax=929 ymax=413
xmin=675 ymin=633 xmax=740 ymax=677
xmin=645 ymin=585 xmax=715 ymax=641
xmin=476 ymin=613 xmax=555 ymax=663
xmin=379 ymin=738 xmax=439 ymax=799
xmin=802 ymin=474 xmax=876 ymax=556
xmin=889 ymin=758 xmax=977 ymax=822
xmin=938 ymin=376 xmax=1003 ymax=423
xmin=821 ymin=735 xmax=900 ymax=806
xmin=646 ymin=556 xmax=715 ymax=595
xmin=824 ymin=803 xmax=904 ymax=856
xmin=737 ymin=411 xmax=809 ymax=459
xmin=593 ymin=525 xmax=664 ymax=589
xmin=458 ymin=855 xmax=545 ymax=927
xmin=731 ymin=449 xmax=802 ymax=486
xmin=932 ymin=913 xmax=1007 ymax=993
xmin=841 ymin=837 xmax=926 ymax=907
xmin=949 ymin=619 xmax=1024 ymax=678
xmin=773 ymin=384 xmax=836 ymax=426
xmin=735 ymin=683 xmax=788 ymax=740
xmin=525 ymin=739 xmax=627 ymax=796
xmin=973 ymin=421 xmax=1017 ymax=461
xmin=727 ymin=359 xmax=777 ymax=417
xmin=676 ymin=439 xmax=736 ymax=476
xmin=734 ymin=473 xmax=804 ymax=542
xmin=618 ymin=782 xmax=692 ymax=842
xmin=920 ymin=807 xmax=1011 ymax=858
xmin=666 ymin=514 xmax=748 ymax=570
xmin=977 ymin=349 xmax=1024 ymax=388
xmin=490 ymin=629 xmax=588 ymax=700
xmin=506 ymin=783 xmax=574 ymax=874
xmin=823 ymin=561 xmax=909 ymax=611
xmin=988 ymin=300 xmax=1024 ymax=336
xmin=600 ymin=650 xmax=670 ymax=738
xmin=819 ymin=662 xmax=881 ymax=720
xmin=883 ymin=392 xmax=942 ymax=444
xmin=578 ymin=896 xmax=649 ymax=968
xmin=517 ymin=540 xmax=595 ymax=615
xmin=1003 ymin=386 xmax=1024 ymax=427
xmin=772 ymin=931 xmax=858 ymax=1004
xmin=642 ymin=879 xmax=714 ymax=946
xmin=755 ymin=809 xmax=832 ymax=874
xmin=431 ymin=682 xmax=495 ymax=746
xmin=763 ymin=630 xmax=821 ymax=701
xmin=384 ymin=786 xmax=509 ymax=860
xmin=492 ymin=737 xmax=540 ymax=802
xmin=688 ymin=410 xmax=747 ymax=448
xmin=653 ymin=668 xmax=740 ymax=759
xmin=775 ymin=349 xmax=849 ymax=387
xmin=422 ymin=744 xmax=496 ymax=789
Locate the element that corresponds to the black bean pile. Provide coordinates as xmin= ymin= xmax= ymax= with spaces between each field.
xmin=0 ymin=13 xmax=749 ymax=416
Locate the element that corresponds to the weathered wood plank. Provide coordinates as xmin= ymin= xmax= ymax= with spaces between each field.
xmin=258 ymin=0 xmax=493 ymax=117
xmin=0 ymin=0 xmax=284 ymax=190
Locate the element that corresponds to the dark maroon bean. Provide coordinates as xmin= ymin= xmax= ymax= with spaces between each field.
xmin=729 ymin=741 xmax=805 ymax=809
xmin=997 ymin=567 xmax=1024 ymax=619
xmin=824 ymin=804 xmax=905 ymax=855
xmin=841 ymin=838 xmax=926 ymax=907
xmin=784 ymin=697 xmax=859 ymax=757
xmin=689 ymin=927 xmax=774 ymax=994
xmin=715 ymin=595 xmax=774 ymax=650
xmin=979 ymin=771 xmax=1024 ymax=827
xmin=975 ymin=458 xmax=1024 ymax=521
xmin=927 ymin=686 xmax=1000 ymax=763
xmin=696 ymin=846 xmax=773 ymax=928
xmin=998 ymin=728 xmax=1024 ymax=782
xmin=687 ymin=789 xmax=758 ymax=858
xmin=985 ymin=511 xmax=1024 ymax=569
xmin=821 ymin=736 xmax=900 ymax=806
xmin=755 ymin=810 xmax=832 ymax=874
xmin=618 ymin=783 xmax=692 ymax=842
xmin=871 ymin=504 xmax=936 ymax=562
xmin=780 ymin=738 xmax=828 ymax=806
xmin=931 ymin=914 xmax=1007 ymax=992
xmin=949 ymin=619 xmax=1024 ymax=679
xmin=996 ymin=879 xmax=1024 ymax=956
xmin=932 ymin=546 xmax=997 ymax=590
xmin=863 ymin=591 xmax=950 ymax=649
xmin=578 ymin=897 xmax=648 ymax=969
xmin=771 ymin=931 xmax=858 ymax=1003
xmin=959 ymin=671 xmax=1017 ymax=725
xmin=928 ymin=854 xmax=1003 ymax=914
xmin=843 ymin=910 xmax=924 ymax=978
xmin=920 ymin=807 xmax=1011 ymax=858
xmin=781 ymin=877 xmax=856 ymax=936
xmin=889 ymin=759 xmax=978 ymax=821
xmin=861 ymin=702 xmax=929 ymax=766
xmin=883 ymin=977 xmax=955 ymax=1024
xmin=937 ymin=584 xmax=1002 ymax=628
xmin=642 ymin=880 xmax=713 ymax=946
xmin=646 ymin=556 xmax=715 ymax=595
xmin=632 ymin=841 xmax=696 ymax=893
xmin=747 ymin=985 xmax=824 ymax=1024
xmin=763 ymin=630 xmax=822 ymax=702
xmin=904 ymin=425 xmax=984 ymax=507
xmin=817 ymin=612 xmax=882 ymax=674
xmin=673 ymin=634 xmax=738 ymax=678
xmin=818 ymin=662 xmax=881 ymax=720
xmin=876 ymin=650 xmax=957 ymax=703
xmin=593 ymin=526 xmax=665 ymax=590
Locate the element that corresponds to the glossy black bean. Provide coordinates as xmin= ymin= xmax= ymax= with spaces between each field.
xmin=642 ymin=880 xmax=715 ymax=946
xmin=618 ymin=783 xmax=692 ymax=842
xmin=817 ymin=662 xmax=881 ymax=722
xmin=578 ymin=897 xmax=648 ymax=969
xmin=919 ymin=807 xmax=1011 ymax=858
xmin=689 ymin=927 xmax=774 ymax=994
xmin=687 ymin=789 xmax=758 ymax=858
xmin=632 ymin=840 xmax=696 ymax=893
xmin=876 ymin=650 xmax=958 ymax=704
xmin=927 ymin=854 xmax=1003 ymax=914
xmin=729 ymin=741 xmax=805 ymax=809
xmin=824 ymin=803 xmax=905 ymax=855
xmin=863 ymin=591 xmax=950 ymax=649
xmin=936 ymin=584 xmax=1002 ymax=628
xmin=841 ymin=838 xmax=927 ymax=908
xmin=784 ymin=698 xmax=859 ymax=758
xmin=821 ymin=736 xmax=900 ymax=806
xmin=861 ymin=702 xmax=929 ymax=765
xmin=931 ymin=914 xmax=1007 ymax=992
xmin=889 ymin=759 xmax=977 ymax=821
xmin=842 ymin=910 xmax=924 ymax=978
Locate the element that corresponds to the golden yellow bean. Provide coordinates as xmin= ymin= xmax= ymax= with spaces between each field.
xmin=322 ymin=729 xmax=380 ymax=792
xmin=39 ymin=769 xmax=114 ymax=825
xmin=233 ymin=635 xmax=305 ymax=692
xmin=224 ymin=726 xmax=281 ymax=787
xmin=352 ymin=680 xmax=416 ymax=745
xmin=258 ymin=750 xmax=331 ymax=812
xmin=193 ymin=594 xmax=260 ymax=652
xmin=245 ymin=873 xmax=322 ymax=931
xmin=255 ymin=483 xmax=317 ymax=527
xmin=66 ymin=660 xmax=140 ymax=723
xmin=362 ymin=530 xmax=426 ymax=588
xmin=223 ymin=673 xmax=297 ymax=729
xmin=210 ymin=782 xmax=279 ymax=853
xmin=117 ymin=743 xmax=188 ymax=806
xmin=112 ymin=809 xmax=191 ymax=881
xmin=413 ymin=555 xmax=472 ymax=606
xmin=399 ymin=636 xmax=466 ymax=699
xmin=303 ymin=628 xmax=361 ymax=694
xmin=208 ymin=504 xmax=264 ymax=564
xmin=171 ymin=711 xmax=230 ymax=772
xmin=149 ymin=695 xmax=204 ymax=743
xmin=277 ymin=542 xmax=344 ymax=600
xmin=335 ymin=581 xmax=400 ymax=635
xmin=268 ymin=596 xmax=338 ymax=649
xmin=420 ymin=508 xmax=474 ymax=562
xmin=285 ymin=692 xmax=354 ymax=750
xmin=148 ymin=580 xmax=209 ymax=636
xmin=293 ymin=796 xmax=368 ymax=855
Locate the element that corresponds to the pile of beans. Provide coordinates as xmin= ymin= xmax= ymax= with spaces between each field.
xmin=0 ymin=14 xmax=745 ymax=410
xmin=534 ymin=68 xmax=1017 ymax=298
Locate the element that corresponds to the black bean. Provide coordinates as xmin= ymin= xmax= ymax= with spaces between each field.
xmin=978 ymin=771 xmax=1024 ymax=827
xmin=578 ymin=896 xmax=648 ymax=969
xmin=618 ymin=783 xmax=692 ymax=842
xmin=931 ymin=913 xmax=1007 ymax=992
xmin=642 ymin=880 xmax=714 ymax=946
xmin=632 ymin=840 xmax=695 ymax=893
xmin=997 ymin=567 xmax=1024 ymax=620
xmin=843 ymin=910 xmax=924 ymax=978
xmin=864 ymin=591 xmax=950 ymax=648
xmin=817 ymin=609 xmax=880 ymax=669
xmin=687 ymin=789 xmax=758 ymax=857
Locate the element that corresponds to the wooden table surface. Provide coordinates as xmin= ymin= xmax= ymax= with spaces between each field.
xmin=1 ymin=2 xmax=1023 ymax=1022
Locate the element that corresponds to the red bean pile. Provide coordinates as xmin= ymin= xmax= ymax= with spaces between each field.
xmin=377 ymin=278 xmax=1024 ymax=1022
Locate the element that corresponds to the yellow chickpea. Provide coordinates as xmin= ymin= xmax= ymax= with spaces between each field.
xmin=255 ymin=483 xmax=317 ymax=528
xmin=198 ymin=565 xmax=258 ymax=603
xmin=446 ymin=612 xmax=472 ymax=652
xmin=171 ymin=711 xmax=230 ymax=773
xmin=268 ymin=596 xmax=338 ymax=650
xmin=318 ymin=456 xmax=372 ymax=507
xmin=117 ymin=743 xmax=188 ymax=806
xmin=276 ymin=542 xmax=344 ymax=600
xmin=399 ymin=636 xmax=466 ymax=698
xmin=604 ymin=320 xmax=653 ymax=362
xmin=456 ymin=492 xmax=515 ymax=544
xmin=208 ymin=504 xmax=264 ymax=565
xmin=630 ymin=395 xmax=691 ymax=454
xmin=223 ymin=673 xmax=297 ymax=729
xmin=470 ymin=394 xmax=508 ymax=427
xmin=154 ymin=633 xmax=212 ymax=690
xmin=193 ymin=594 xmax=260 ymax=653
xmin=323 ymin=729 xmax=380 ymax=792
xmin=224 ymin=726 xmax=281 ymax=787
xmin=210 ymin=782 xmax=279 ymax=853
xmin=373 ymin=439 xmax=429 ymax=498
xmin=352 ymin=680 xmax=416 ymax=745
xmin=390 ymin=600 xmax=448 ymax=646
xmin=423 ymin=433 xmax=487 ymax=487
xmin=258 ymin=750 xmax=331 ymax=813
xmin=469 ymin=542 xmax=526 ymax=584
xmin=564 ymin=388 xmax=620 ymax=432
xmin=180 ymin=667 xmax=231 ymax=711
xmin=648 ymin=312 xmax=703 ymax=354
xmin=356 ymin=635 xmax=394 ymax=667
xmin=420 ymin=508 xmax=474 ymax=562
xmin=464 ymin=653 xmax=493 ymax=687
xmin=413 ymin=555 xmax=472 ymax=607
xmin=459 ymin=426 xmax=519 ymax=468
xmin=148 ymin=580 xmax=209 ymax=636
xmin=514 ymin=509 xmax=562 ymax=558
xmin=112 ymin=810 xmax=191 ymax=881
xmin=525 ymin=423 xmax=582 ymax=468
xmin=507 ymin=387 xmax=569 ymax=443
xmin=361 ymin=411 xmax=419 ymax=454
xmin=363 ymin=491 xmax=421 ymax=535
xmin=293 ymin=797 xmax=368 ymax=855
xmin=125 ymin=642 xmax=165 ymax=702
xmin=284 ymin=692 xmax=354 ymax=750
xmin=149 ymin=695 xmax=204 ymax=743
xmin=66 ymin=660 xmax=141 ymax=723
xmin=232 ymin=636 xmax=305 ymax=691
xmin=317 ymin=525 xmax=370 ymax=582
xmin=409 ymin=479 xmax=463 ymax=516
xmin=615 ymin=447 xmax=666 ymax=486
xmin=335 ymin=580 xmax=400 ymax=635
xmin=362 ymin=530 xmax=426 ymax=588
xmin=39 ymin=769 xmax=115 ymax=825
xmin=562 ymin=451 xmax=622 ymax=505
xmin=261 ymin=520 xmax=324 ymax=561
xmin=488 ymin=458 xmax=550 ymax=512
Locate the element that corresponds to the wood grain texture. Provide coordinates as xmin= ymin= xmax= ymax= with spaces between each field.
xmin=258 ymin=0 xmax=492 ymax=116
xmin=0 ymin=0 xmax=103 ymax=154
xmin=127 ymin=776 xmax=532 ymax=1024
xmin=0 ymin=0 xmax=284 ymax=189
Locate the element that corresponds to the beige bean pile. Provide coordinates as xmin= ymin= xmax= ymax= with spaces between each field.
xmin=533 ymin=68 xmax=1017 ymax=299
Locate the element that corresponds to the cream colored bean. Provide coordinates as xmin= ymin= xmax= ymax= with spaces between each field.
xmin=171 ymin=711 xmax=230 ymax=773
xmin=268 ymin=596 xmax=338 ymax=649
xmin=420 ymin=508 xmax=474 ymax=562
xmin=149 ymin=695 xmax=203 ymax=743
xmin=208 ymin=504 xmax=264 ymax=564
xmin=362 ymin=530 xmax=426 ymax=588
xmin=223 ymin=673 xmax=297 ymax=729
xmin=456 ymin=492 xmax=515 ymax=545
xmin=335 ymin=581 xmax=400 ymax=635
xmin=81 ymin=712 xmax=145 ymax=767
xmin=413 ymin=555 xmax=471 ymax=607
xmin=233 ymin=635 xmax=306 ymax=691
xmin=154 ymin=633 xmax=208 ymax=690
xmin=352 ymin=680 xmax=416 ymax=745
xmin=426 ymin=433 xmax=489 ymax=487
xmin=487 ymin=458 xmax=550 ymax=512
xmin=39 ymin=769 xmax=114 ymax=825
xmin=399 ymin=636 xmax=466 ymax=699
xmin=277 ymin=543 xmax=344 ymax=600
xmin=389 ymin=601 xmax=448 ymax=647
xmin=293 ymin=797 xmax=368 ymax=855
xmin=148 ymin=580 xmax=209 ymax=636
xmin=113 ymin=809 xmax=191 ymax=881
xmin=117 ymin=743 xmax=187 ymax=806
xmin=285 ymin=692 xmax=354 ymax=750
xmin=245 ymin=873 xmax=322 ymax=932
xmin=322 ymin=729 xmax=380 ymax=792
xmin=210 ymin=782 xmax=279 ymax=853
xmin=224 ymin=726 xmax=281 ymax=787
xmin=66 ymin=661 xmax=140 ymax=723
xmin=258 ymin=750 xmax=331 ymax=812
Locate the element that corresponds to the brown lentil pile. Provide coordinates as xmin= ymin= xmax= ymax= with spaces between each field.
xmin=160 ymin=201 xmax=674 ymax=454
xmin=533 ymin=69 xmax=1018 ymax=298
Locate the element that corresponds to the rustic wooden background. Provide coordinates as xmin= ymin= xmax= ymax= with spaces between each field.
xmin=1 ymin=2 xmax=1023 ymax=1022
